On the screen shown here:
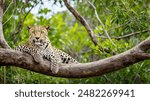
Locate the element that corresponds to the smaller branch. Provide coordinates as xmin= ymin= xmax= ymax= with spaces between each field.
xmin=3 ymin=0 xmax=13 ymax=16
xmin=3 ymin=1 xmax=18 ymax=25
xmin=63 ymin=0 xmax=113 ymax=54
xmin=11 ymin=2 xmax=39 ymax=43
xmin=115 ymin=29 xmax=150 ymax=40
xmin=22 ymin=1 xmax=39 ymax=23
xmin=0 ymin=1 xmax=11 ymax=49
xmin=108 ymin=21 xmax=130 ymax=31
xmin=87 ymin=0 xmax=116 ymax=46
xmin=63 ymin=0 xmax=98 ymax=46
xmin=2 ymin=14 xmax=13 ymax=25
xmin=96 ymin=29 xmax=150 ymax=40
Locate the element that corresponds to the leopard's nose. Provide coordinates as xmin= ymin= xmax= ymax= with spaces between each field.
xmin=35 ymin=37 xmax=40 ymax=40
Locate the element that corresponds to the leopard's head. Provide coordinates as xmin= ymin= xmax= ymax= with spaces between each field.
xmin=28 ymin=26 xmax=50 ymax=48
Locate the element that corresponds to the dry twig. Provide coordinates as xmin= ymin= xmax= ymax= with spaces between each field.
xmin=86 ymin=0 xmax=115 ymax=46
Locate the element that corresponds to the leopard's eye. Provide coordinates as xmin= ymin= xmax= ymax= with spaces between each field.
xmin=31 ymin=30 xmax=35 ymax=34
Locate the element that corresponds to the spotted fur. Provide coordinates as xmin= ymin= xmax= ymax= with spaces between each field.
xmin=15 ymin=26 xmax=78 ymax=73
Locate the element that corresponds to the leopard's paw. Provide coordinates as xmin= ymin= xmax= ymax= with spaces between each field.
xmin=33 ymin=54 xmax=43 ymax=63
xmin=50 ymin=63 xmax=60 ymax=74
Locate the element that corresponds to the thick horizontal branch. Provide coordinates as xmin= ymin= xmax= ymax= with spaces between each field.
xmin=1 ymin=36 xmax=150 ymax=78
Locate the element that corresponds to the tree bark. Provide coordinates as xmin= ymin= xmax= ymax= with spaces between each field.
xmin=63 ymin=0 xmax=113 ymax=53
xmin=0 ymin=0 xmax=11 ymax=49
xmin=0 ymin=35 xmax=150 ymax=78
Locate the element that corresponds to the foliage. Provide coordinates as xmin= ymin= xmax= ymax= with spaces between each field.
xmin=0 ymin=0 xmax=150 ymax=84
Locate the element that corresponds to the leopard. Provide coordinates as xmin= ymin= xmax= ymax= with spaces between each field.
xmin=15 ymin=25 xmax=78 ymax=74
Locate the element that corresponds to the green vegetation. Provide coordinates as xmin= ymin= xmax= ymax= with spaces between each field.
xmin=0 ymin=0 xmax=150 ymax=84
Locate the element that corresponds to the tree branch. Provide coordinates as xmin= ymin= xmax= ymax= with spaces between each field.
xmin=63 ymin=0 xmax=113 ymax=54
xmin=1 ymin=36 xmax=150 ymax=78
xmin=96 ymin=29 xmax=150 ymax=40
xmin=0 ymin=0 xmax=11 ymax=49
xmin=11 ymin=2 xmax=40 ymax=43
xmin=63 ymin=0 xmax=98 ymax=46
xmin=3 ymin=0 xmax=13 ymax=16
xmin=86 ymin=0 xmax=115 ymax=46
xmin=115 ymin=29 xmax=150 ymax=40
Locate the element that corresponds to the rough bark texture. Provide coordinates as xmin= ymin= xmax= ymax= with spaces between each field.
xmin=63 ymin=0 xmax=97 ymax=46
xmin=0 ymin=0 xmax=11 ymax=49
xmin=0 ymin=35 xmax=150 ymax=78
xmin=63 ymin=0 xmax=113 ymax=53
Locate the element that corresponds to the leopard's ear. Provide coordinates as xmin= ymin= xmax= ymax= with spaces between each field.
xmin=27 ymin=26 xmax=31 ymax=30
xmin=45 ymin=26 xmax=50 ymax=31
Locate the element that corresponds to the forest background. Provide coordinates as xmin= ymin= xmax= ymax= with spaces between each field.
xmin=0 ymin=0 xmax=150 ymax=84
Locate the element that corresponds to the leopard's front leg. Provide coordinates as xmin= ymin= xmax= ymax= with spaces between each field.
xmin=50 ymin=58 xmax=60 ymax=74
xmin=15 ymin=45 xmax=43 ymax=63
xmin=42 ymin=49 xmax=62 ymax=74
